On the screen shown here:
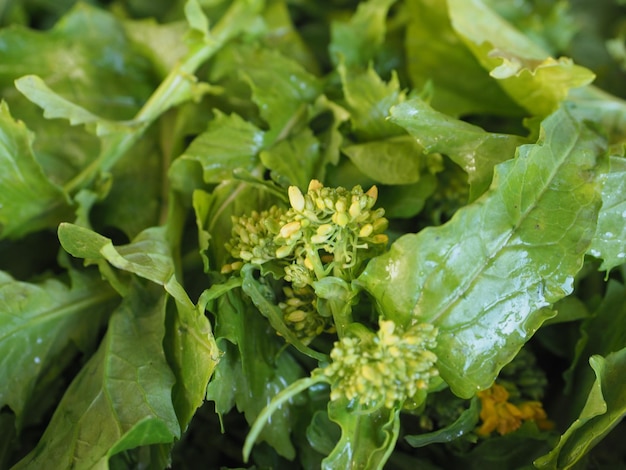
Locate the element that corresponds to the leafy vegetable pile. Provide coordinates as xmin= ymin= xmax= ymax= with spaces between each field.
xmin=1 ymin=0 xmax=626 ymax=468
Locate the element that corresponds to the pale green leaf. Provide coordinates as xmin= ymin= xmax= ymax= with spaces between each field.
xmin=13 ymin=282 xmax=180 ymax=469
xmin=390 ymin=98 xmax=528 ymax=199
xmin=359 ymin=106 xmax=606 ymax=397
xmin=588 ymin=156 xmax=626 ymax=271
xmin=447 ymin=0 xmax=595 ymax=116
xmin=0 ymin=269 xmax=117 ymax=427
xmin=0 ymin=101 xmax=72 ymax=239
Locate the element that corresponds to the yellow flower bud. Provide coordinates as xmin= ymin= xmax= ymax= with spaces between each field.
xmin=288 ymin=185 xmax=305 ymax=212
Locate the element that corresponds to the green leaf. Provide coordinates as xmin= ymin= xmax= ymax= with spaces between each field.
xmin=338 ymin=64 xmax=406 ymax=141
xmin=535 ymin=348 xmax=626 ymax=470
xmin=322 ymin=398 xmax=400 ymax=470
xmin=404 ymin=0 xmax=522 ymax=117
xmin=211 ymin=44 xmax=321 ymax=145
xmin=206 ymin=287 xmax=306 ymax=460
xmin=390 ymin=98 xmax=528 ymax=199
xmin=359 ymin=106 xmax=607 ymax=397
xmin=58 ymin=223 xmax=192 ymax=307
xmin=447 ymin=0 xmax=595 ymax=116
xmin=260 ymin=127 xmax=322 ymax=189
xmin=0 ymin=268 xmax=117 ymax=427
xmin=405 ymin=397 xmax=480 ymax=447
xmin=13 ymin=282 xmax=180 ymax=469
xmin=0 ymin=101 xmax=71 ymax=239
xmin=329 ymin=0 xmax=396 ymax=68
xmin=343 ymin=136 xmax=428 ymax=186
xmin=178 ymin=110 xmax=265 ymax=184
xmin=588 ymin=156 xmax=626 ymax=272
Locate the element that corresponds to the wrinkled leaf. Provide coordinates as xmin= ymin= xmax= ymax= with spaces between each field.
xmin=14 ymin=282 xmax=180 ymax=469
xmin=359 ymin=106 xmax=606 ymax=397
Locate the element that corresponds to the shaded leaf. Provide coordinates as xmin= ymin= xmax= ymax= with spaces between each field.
xmin=13 ymin=282 xmax=180 ymax=469
xmin=0 ymin=101 xmax=71 ymax=239
xmin=359 ymin=106 xmax=606 ymax=397
xmin=0 ymin=268 xmax=117 ymax=427
xmin=535 ymin=348 xmax=626 ymax=469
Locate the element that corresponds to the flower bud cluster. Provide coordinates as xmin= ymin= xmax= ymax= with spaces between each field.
xmin=322 ymin=320 xmax=439 ymax=409
xmin=222 ymin=206 xmax=286 ymax=274
xmin=276 ymin=179 xmax=389 ymax=282
xmin=278 ymin=285 xmax=334 ymax=343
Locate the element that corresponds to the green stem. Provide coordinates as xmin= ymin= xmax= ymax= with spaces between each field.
xmin=243 ymin=374 xmax=328 ymax=462
xmin=63 ymin=0 xmax=264 ymax=195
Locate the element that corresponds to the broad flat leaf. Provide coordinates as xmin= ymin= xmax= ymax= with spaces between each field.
xmin=359 ymin=106 xmax=607 ymax=397
xmin=322 ymin=399 xmax=400 ymax=470
xmin=404 ymin=0 xmax=522 ymax=117
xmin=447 ymin=0 xmax=595 ymax=116
xmin=14 ymin=282 xmax=180 ymax=469
xmin=0 ymin=101 xmax=72 ymax=239
xmin=535 ymin=348 xmax=626 ymax=470
xmin=588 ymin=156 xmax=626 ymax=271
xmin=342 ymin=136 xmax=426 ymax=186
xmin=390 ymin=98 xmax=528 ymax=199
xmin=329 ymin=0 xmax=396 ymax=68
xmin=178 ymin=111 xmax=264 ymax=183
xmin=0 ymin=269 xmax=117 ymax=427
xmin=338 ymin=64 xmax=406 ymax=140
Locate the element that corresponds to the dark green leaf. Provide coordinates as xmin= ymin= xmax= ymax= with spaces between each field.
xmin=14 ymin=282 xmax=180 ymax=469
xmin=0 ymin=268 xmax=117 ymax=427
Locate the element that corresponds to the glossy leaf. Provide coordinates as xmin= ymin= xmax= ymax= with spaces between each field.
xmin=588 ymin=156 xmax=626 ymax=271
xmin=0 ymin=269 xmax=117 ymax=426
xmin=359 ymin=106 xmax=606 ymax=397
xmin=13 ymin=282 xmax=180 ymax=469
xmin=390 ymin=98 xmax=528 ymax=199
xmin=0 ymin=101 xmax=71 ymax=239
xmin=178 ymin=111 xmax=264 ymax=184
